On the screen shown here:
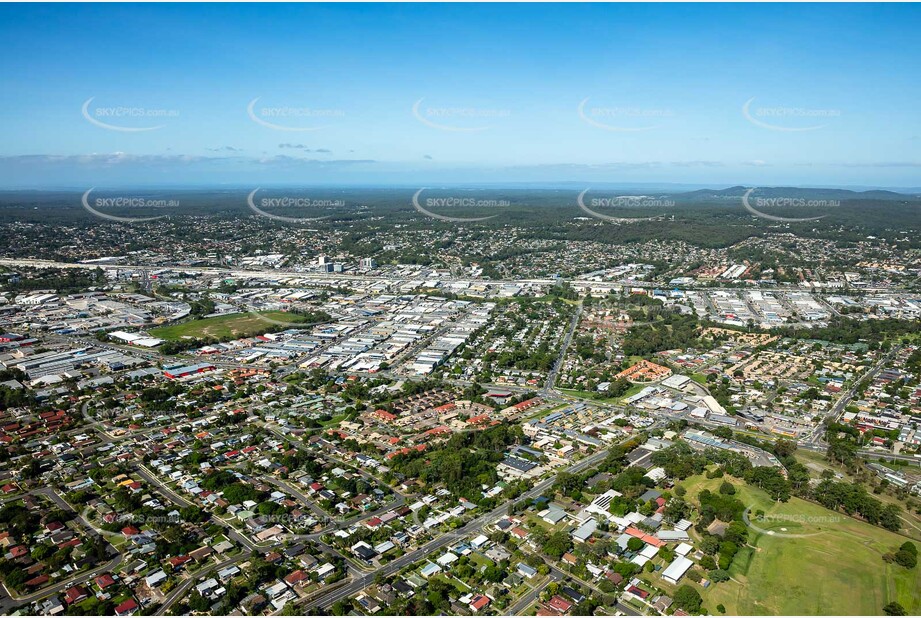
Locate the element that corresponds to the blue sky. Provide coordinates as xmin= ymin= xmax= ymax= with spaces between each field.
xmin=1 ymin=3 xmax=919 ymax=188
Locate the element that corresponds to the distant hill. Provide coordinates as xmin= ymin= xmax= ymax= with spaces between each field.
xmin=674 ymin=186 xmax=911 ymax=201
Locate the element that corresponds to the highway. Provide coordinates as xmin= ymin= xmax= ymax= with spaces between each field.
xmin=2 ymin=256 xmax=902 ymax=295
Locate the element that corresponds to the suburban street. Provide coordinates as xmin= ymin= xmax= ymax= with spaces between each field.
xmin=302 ymin=424 xmax=658 ymax=612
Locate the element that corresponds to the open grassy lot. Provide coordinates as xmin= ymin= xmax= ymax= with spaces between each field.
xmin=150 ymin=311 xmax=311 ymax=341
xmin=431 ymin=572 xmax=471 ymax=593
xmin=677 ymin=473 xmax=921 ymax=615
xmin=558 ymin=383 xmax=646 ymax=404
xmin=559 ymin=388 xmax=611 ymax=403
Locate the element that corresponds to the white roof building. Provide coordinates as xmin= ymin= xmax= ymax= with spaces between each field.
xmin=639 ymin=544 xmax=659 ymax=559
xmin=585 ymin=489 xmax=623 ymax=520
xmin=471 ymin=534 xmax=489 ymax=548
xmin=662 ymin=374 xmax=691 ymax=389
xmin=662 ymin=556 xmax=694 ymax=584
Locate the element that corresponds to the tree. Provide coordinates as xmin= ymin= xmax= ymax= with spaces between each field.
xmin=188 ymin=592 xmax=210 ymax=613
xmin=627 ymin=537 xmax=644 ymax=552
xmin=718 ymin=541 xmax=739 ymax=570
xmin=880 ymin=504 xmax=902 ymax=532
xmin=700 ymin=535 xmax=720 ymax=555
xmin=883 ymin=602 xmax=906 ymax=616
xmin=543 ymin=531 xmax=572 ymax=560
xmin=673 ymin=585 xmax=703 ymax=612
xmin=719 ymin=481 xmax=736 ymax=496
xmin=483 ymin=564 xmax=505 ymax=583
xmin=710 ymin=569 xmax=731 ymax=582
xmin=664 ymin=497 xmax=689 ymax=523
xmin=893 ymin=549 xmax=917 ymax=569
xmin=745 ymin=466 xmax=791 ymax=502
xmin=724 ymin=520 xmax=749 ymax=545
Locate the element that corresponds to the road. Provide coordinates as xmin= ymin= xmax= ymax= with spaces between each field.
xmin=154 ymin=554 xmax=249 ymax=616
xmin=10 ymin=254 xmax=912 ymax=616
xmin=132 ymin=464 xmax=267 ymax=553
xmin=506 ymin=573 xmax=559 ymax=615
xmin=2 ymin=257 xmax=903 ymax=296
xmin=133 ymin=465 xmax=193 ymax=508
xmin=543 ymin=300 xmax=582 ymax=394
xmin=256 ymin=422 xmax=408 ymax=533
xmin=806 ymin=346 xmax=899 ymax=445
xmin=131 ymin=466 xmax=296 ymax=615
xmin=0 ymin=553 xmax=123 ymax=612
xmin=262 ymin=476 xmax=329 ymax=521
xmin=0 ymin=488 xmax=123 ymax=612
xmin=303 ymin=438 xmax=637 ymax=611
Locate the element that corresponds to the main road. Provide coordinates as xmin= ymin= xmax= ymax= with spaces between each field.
xmin=302 ymin=425 xmax=655 ymax=612
xmin=803 ymin=345 xmax=900 ymax=447
xmin=3 ymin=257 xmax=899 ymax=295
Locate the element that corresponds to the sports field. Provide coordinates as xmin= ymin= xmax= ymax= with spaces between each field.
xmin=679 ymin=473 xmax=921 ymax=615
xmin=150 ymin=311 xmax=311 ymax=341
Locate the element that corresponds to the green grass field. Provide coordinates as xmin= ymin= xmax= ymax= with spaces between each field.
xmin=559 ymin=383 xmax=647 ymax=404
xmin=319 ymin=413 xmax=349 ymax=428
xmin=559 ymin=388 xmax=611 ymax=402
xmin=794 ymin=450 xmax=921 ymax=543
xmin=150 ymin=311 xmax=310 ymax=341
xmin=677 ymin=473 xmax=921 ymax=615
